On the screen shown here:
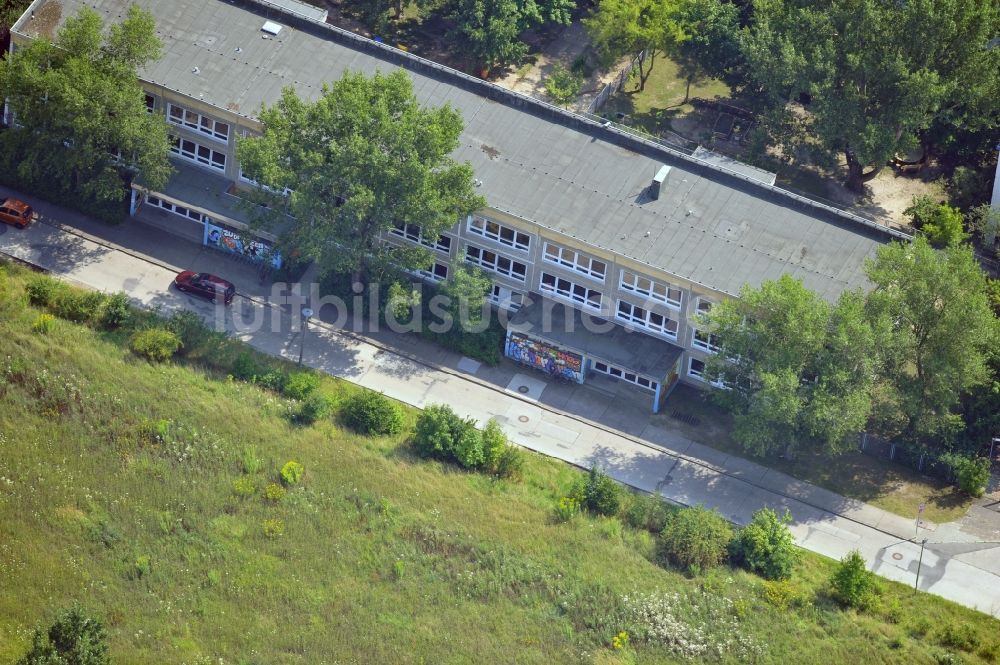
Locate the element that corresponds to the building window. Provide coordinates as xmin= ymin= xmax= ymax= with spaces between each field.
xmin=592 ymin=361 xmax=658 ymax=392
xmin=688 ymin=357 xmax=706 ymax=379
xmin=167 ymin=103 xmax=230 ymax=142
xmin=465 ymin=244 xmax=527 ymax=282
xmin=540 ymin=272 xmax=602 ymax=311
xmin=390 ymin=221 xmax=451 ymax=253
xmin=616 ymin=300 xmax=678 ymax=339
xmin=418 ymin=262 xmax=448 ymax=282
xmin=543 ymin=242 xmax=606 ymax=282
xmin=620 ymin=270 xmax=681 ymax=308
xmin=170 ymin=136 xmax=226 ymax=172
xmin=695 ymin=298 xmax=713 ymax=316
xmin=145 ymin=195 xmax=207 ymax=223
xmin=692 ymin=329 xmax=721 ymax=353
xmin=144 ymin=94 xmax=155 ymax=113
xmin=490 ymin=284 xmax=523 ymax=310
xmin=467 ymin=216 xmax=530 ymax=251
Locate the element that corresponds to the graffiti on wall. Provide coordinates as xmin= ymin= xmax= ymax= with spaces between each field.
xmin=205 ymin=222 xmax=283 ymax=268
xmin=507 ymin=333 xmax=582 ymax=381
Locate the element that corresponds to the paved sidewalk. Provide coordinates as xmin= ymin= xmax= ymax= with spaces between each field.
xmin=2 ymin=186 xmax=999 ymax=618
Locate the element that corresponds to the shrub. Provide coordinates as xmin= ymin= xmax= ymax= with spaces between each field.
xmin=759 ymin=578 xmax=807 ymax=610
xmin=905 ymin=195 xmax=967 ymax=247
xmin=231 ymin=352 xmax=262 ymax=381
xmin=32 ymin=313 xmax=56 ymax=334
xmin=264 ymin=482 xmax=286 ymax=502
xmin=296 ymin=391 xmax=335 ymax=424
xmin=280 ymin=460 xmax=304 ymax=486
xmin=831 ymin=550 xmax=882 ymax=610
xmin=52 ymin=289 xmax=105 ymax=323
xmin=342 ymin=390 xmax=404 ymax=435
xmin=25 ymin=274 xmax=63 ymax=307
xmin=17 ymin=606 xmax=110 ymax=665
xmin=729 ymin=508 xmax=799 ymax=580
xmin=283 ymin=371 xmax=321 ymax=400
xmin=555 ymin=496 xmax=580 ymax=522
xmin=937 ymin=622 xmax=979 ymax=652
xmin=128 ymin=328 xmax=182 ymax=362
xmin=495 ymin=444 xmax=525 ymax=481
xmin=544 ymin=63 xmax=583 ymax=107
xmin=133 ymin=555 xmax=152 ymax=580
xmin=657 ymin=505 xmax=733 ymax=575
xmin=944 ymin=454 xmax=991 ymax=498
xmin=232 ymin=477 xmax=256 ymax=497
xmin=254 ymin=369 xmax=288 ymax=393
xmin=623 ymin=492 xmax=672 ymax=533
xmin=165 ymin=310 xmax=220 ymax=356
xmin=480 ymin=418 xmax=508 ymax=472
xmin=572 ymin=467 xmax=622 ymax=517
xmin=262 ymin=518 xmax=284 ymax=538
xmin=453 ymin=428 xmax=485 ymax=469
xmin=99 ymin=292 xmax=131 ymax=329
xmin=241 ymin=446 xmax=262 ymax=474
xmin=412 ymin=404 xmax=468 ymax=459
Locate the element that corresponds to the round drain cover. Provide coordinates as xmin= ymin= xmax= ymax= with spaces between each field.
xmin=518 ymin=415 xmax=529 ymax=423
xmin=517 ymin=385 xmax=529 ymax=394
xmin=892 ymin=552 xmax=903 ymax=560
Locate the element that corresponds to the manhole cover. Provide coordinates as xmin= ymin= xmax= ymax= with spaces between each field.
xmin=518 ymin=415 xmax=529 ymax=423
xmin=517 ymin=385 xmax=529 ymax=394
xmin=892 ymin=552 xmax=903 ymax=560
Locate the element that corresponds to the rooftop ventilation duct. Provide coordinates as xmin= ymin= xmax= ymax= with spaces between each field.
xmin=261 ymin=21 xmax=283 ymax=36
xmin=650 ymin=165 xmax=670 ymax=200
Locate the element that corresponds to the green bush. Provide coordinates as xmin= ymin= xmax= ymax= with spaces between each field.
xmin=264 ymin=482 xmax=286 ymax=502
xmin=944 ymin=454 xmax=991 ymax=497
xmin=232 ymin=477 xmax=256 ymax=497
xmin=657 ymin=505 xmax=734 ymax=575
xmin=729 ymin=508 xmax=799 ymax=580
xmin=16 ymin=606 xmax=110 ymax=665
xmin=52 ymin=289 xmax=105 ymax=323
xmin=32 ymin=313 xmax=56 ymax=334
xmin=99 ymin=292 xmax=131 ymax=329
xmin=936 ymin=622 xmax=979 ymax=652
xmin=165 ymin=310 xmax=221 ymax=357
xmin=283 ymin=371 xmax=321 ymax=400
xmin=342 ymin=390 xmax=404 ymax=435
xmin=254 ymin=369 xmax=288 ymax=393
xmin=241 ymin=446 xmax=262 ymax=475
xmin=623 ymin=492 xmax=672 ymax=533
xmin=412 ymin=404 xmax=469 ymax=459
xmin=831 ymin=550 xmax=882 ymax=610
xmin=231 ymin=352 xmax=262 ymax=382
xmin=495 ymin=444 xmax=525 ymax=481
xmin=571 ymin=467 xmax=622 ymax=517
xmin=480 ymin=419 xmax=508 ymax=472
xmin=555 ymin=496 xmax=581 ymax=522
xmin=296 ymin=391 xmax=335 ymax=424
xmin=262 ymin=518 xmax=284 ymax=538
xmin=25 ymin=274 xmax=64 ymax=307
xmin=128 ymin=328 xmax=182 ymax=362
xmin=280 ymin=460 xmax=304 ymax=486
xmin=453 ymin=427 xmax=485 ymax=469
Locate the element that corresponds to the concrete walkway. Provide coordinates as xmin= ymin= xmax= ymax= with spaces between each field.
xmin=2 ymin=185 xmax=999 ymax=618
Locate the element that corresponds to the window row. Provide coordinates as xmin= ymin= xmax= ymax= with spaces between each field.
xmin=391 ymin=221 xmax=452 ymax=253
xmin=170 ymin=136 xmax=226 ymax=171
xmin=465 ymin=244 xmax=527 ymax=282
xmin=490 ymin=284 xmax=524 ymax=310
xmin=467 ymin=216 xmax=530 ymax=251
xmin=620 ymin=270 xmax=681 ymax=308
xmin=692 ymin=329 xmax=721 ymax=353
xmin=418 ymin=262 xmax=449 ymax=282
xmin=539 ymin=272 xmax=602 ymax=311
xmin=167 ymin=103 xmax=230 ymax=142
xmin=687 ymin=358 xmax=727 ymax=388
xmin=616 ymin=300 xmax=678 ymax=339
xmin=146 ymin=195 xmax=207 ymax=223
xmin=543 ymin=242 xmax=606 ymax=282
xmin=592 ymin=361 xmax=658 ymax=392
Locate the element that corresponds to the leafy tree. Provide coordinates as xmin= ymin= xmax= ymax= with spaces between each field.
xmin=17 ymin=606 xmax=110 ymax=665
xmin=671 ymin=0 xmax=743 ymax=101
xmin=570 ymin=467 xmax=622 ymax=516
xmin=942 ymin=454 xmax=991 ymax=498
xmin=830 ymin=550 xmax=881 ymax=610
xmin=449 ymin=0 xmax=528 ymax=71
xmin=543 ymin=64 xmax=583 ymax=107
xmin=1 ymin=1 xmax=31 ymax=28
xmin=904 ymin=195 xmax=967 ymax=247
xmin=436 ymin=261 xmax=492 ymax=332
xmin=705 ymin=275 xmax=875 ymax=457
xmin=237 ymin=70 xmax=484 ymax=283
xmin=480 ymin=418 xmax=509 ymax=472
xmin=657 ymin=505 xmax=733 ymax=574
xmin=864 ymin=237 xmax=1000 ymax=445
xmin=729 ymin=508 xmax=798 ymax=580
xmin=0 ymin=6 xmax=171 ymax=202
xmin=412 ymin=403 xmax=472 ymax=459
xmin=741 ymin=0 xmax=1000 ymax=192
xmin=584 ymin=0 xmax=683 ymax=91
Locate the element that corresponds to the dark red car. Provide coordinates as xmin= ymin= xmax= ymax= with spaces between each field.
xmin=174 ymin=271 xmax=235 ymax=305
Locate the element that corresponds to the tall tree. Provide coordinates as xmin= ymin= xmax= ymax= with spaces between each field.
xmin=447 ymin=0 xmax=572 ymax=71
xmin=0 ymin=6 xmax=171 ymax=202
xmin=16 ymin=607 xmax=110 ymax=665
xmin=237 ymin=70 xmax=484 ymax=283
xmin=672 ymin=0 xmax=743 ymax=101
xmin=864 ymin=237 xmax=1000 ymax=445
xmin=705 ymin=275 xmax=875 ymax=457
xmin=584 ymin=0 xmax=683 ymax=91
xmin=741 ymin=0 xmax=1000 ymax=192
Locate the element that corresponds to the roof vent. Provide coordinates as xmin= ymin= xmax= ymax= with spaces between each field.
xmin=261 ymin=21 xmax=283 ymax=36
xmin=649 ymin=165 xmax=671 ymax=200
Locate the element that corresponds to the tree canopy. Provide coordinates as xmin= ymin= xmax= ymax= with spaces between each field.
xmin=448 ymin=0 xmax=573 ymax=71
xmin=237 ymin=70 xmax=484 ymax=282
xmin=16 ymin=607 xmax=110 ymax=665
xmin=584 ymin=0 xmax=684 ymax=91
xmin=0 ymin=6 xmax=171 ymax=202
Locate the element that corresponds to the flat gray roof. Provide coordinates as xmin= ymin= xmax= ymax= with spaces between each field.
xmin=15 ymin=0 xmax=907 ymax=301
xmin=509 ymin=295 xmax=684 ymax=379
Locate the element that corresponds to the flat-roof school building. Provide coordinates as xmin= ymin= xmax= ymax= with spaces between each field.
xmin=10 ymin=0 xmax=910 ymax=413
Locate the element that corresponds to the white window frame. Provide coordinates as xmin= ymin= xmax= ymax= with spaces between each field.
xmin=390 ymin=221 xmax=452 ymax=254
xmin=417 ymin=262 xmax=448 ymax=283
xmin=489 ymin=284 xmax=523 ymax=310
xmin=167 ymin=103 xmax=230 ymax=142
xmin=539 ymin=272 xmax=603 ymax=311
xmin=146 ymin=195 xmax=207 ymax=223
xmin=467 ymin=216 xmax=530 ymax=252
xmin=619 ymin=270 xmax=681 ymax=309
xmin=465 ymin=244 xmax=527 ymax=282
xmin=592 ymin=361 xmax=658 ymax=392
xmin=692 ymin=329 xmax=721 ymax=353
xmin=170 ymin=136 xmax=226 ymax=172
xmin=687 ymin=357 xmax=726 ymax=388
xmin=543 ymin=242 xmax=606 ymax=282
xmin=616 ymin=300 xmax=678 ymax=340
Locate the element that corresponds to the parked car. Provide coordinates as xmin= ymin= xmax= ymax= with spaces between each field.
xmin=174 ymin=271 xmax=236 ymax=305
xmin=0 ymin=198 xmax=35 ymax=228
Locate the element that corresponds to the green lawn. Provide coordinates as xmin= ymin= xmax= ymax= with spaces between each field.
xmin=0 ymin=260 xmax=997 ymax=664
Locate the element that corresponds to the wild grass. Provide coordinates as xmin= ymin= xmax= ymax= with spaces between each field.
xmin=0 ymin=260 xmax=997 ymax=664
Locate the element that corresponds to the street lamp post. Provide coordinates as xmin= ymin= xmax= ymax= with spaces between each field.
xmin=914 ymin=538 xmax=928 ymax=591
xmin=298 ymin=307 xmax=313 ymax=366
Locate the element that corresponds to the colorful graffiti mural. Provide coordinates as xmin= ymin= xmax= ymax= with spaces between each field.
xmin=507 ymin=333 xmax=582 ymax=382
xmin=205 ymin=222 xmax=282 ymax=268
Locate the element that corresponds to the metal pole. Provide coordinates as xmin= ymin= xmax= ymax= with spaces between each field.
xmin=298 ymin=308 xmax=313 ymax=367
xmin=914 ymin=538 xmax=928 ymax=591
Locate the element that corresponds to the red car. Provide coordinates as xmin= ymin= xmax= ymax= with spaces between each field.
xmin=0 ymin=198 xmax=35 ymax=229
xmin=174 ymin=271 xmax=236 ymax=305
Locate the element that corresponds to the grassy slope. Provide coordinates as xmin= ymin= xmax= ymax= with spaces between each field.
xmin=0 ymin=262 xmax=997 ymax=664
